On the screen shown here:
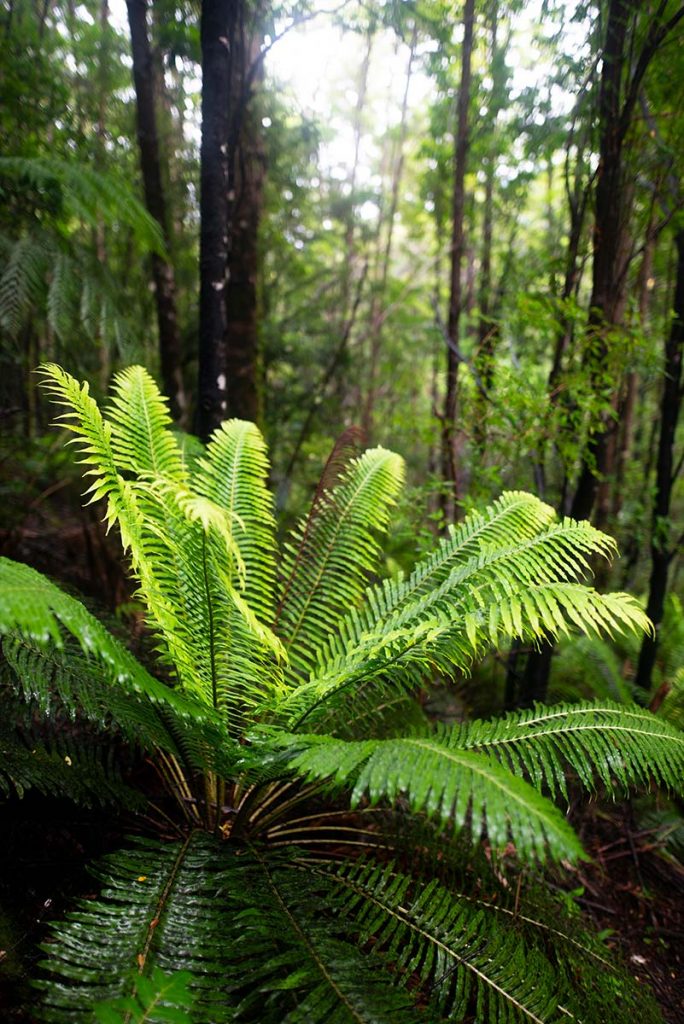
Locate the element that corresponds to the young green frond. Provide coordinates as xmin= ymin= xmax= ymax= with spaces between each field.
xmin=194 ymin=419 xmax=277 ymax=624
xmin=276 ymin=447 xmax=404 ymax=681
xmin=106 ymin=366 xmax=185 ymax=481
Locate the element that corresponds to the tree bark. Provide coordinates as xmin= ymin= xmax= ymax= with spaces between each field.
xmin=224 ymin=17 xmax=265 ymax=424
xmin=441 ymin=0 xmax=475 ymax=519
xmin=197 ymin=0 xmax=234 ymax=441
xmin=197 ymin=0 xmax=265 ymax=439
xmin=635 ymin=231 xmax=684 ymax=691
xmin=569 ymin=0 xmax=634 ymax=523
xmin=126 ymin=0 xmax=187 ymax=423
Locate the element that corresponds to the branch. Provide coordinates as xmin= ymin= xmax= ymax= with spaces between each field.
xmin=431 ymin=296 xmax=490 ymax=402
xmin=618 ymin=4 xmax=684 ymax=144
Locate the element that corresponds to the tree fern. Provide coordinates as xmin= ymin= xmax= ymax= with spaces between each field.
xmin=2 ymin=364 xmax=682 ymax=1022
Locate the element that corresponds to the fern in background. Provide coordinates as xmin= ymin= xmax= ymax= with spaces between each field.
xmin=1 ymin=364 xmax=683 ymax=1022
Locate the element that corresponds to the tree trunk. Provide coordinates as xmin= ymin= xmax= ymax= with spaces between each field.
xmin=517 ymin=0 xmax=633 ymax=706
xmin=441 ymin=0 xmax=475 ymax=519
xmin=197 ymin=0 xmax=265 ymax=438
xmin=569 ymin=0 xmax=633 ymax=523
xmin=126 ymin=0 xmax=187 ymax=423
xmin=635 ymin=231 xmax=684 ymax=691
xmin=197 ymin=0 xmax=234 ymax=441
xmin=363 ymin=28 xmax=416 ymax=441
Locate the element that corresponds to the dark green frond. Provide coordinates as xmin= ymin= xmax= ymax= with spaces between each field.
xmin=37 ymin=834 xmax=237 ymax=1022
xmin=94 ymin=968 xmax=194 ymax=1024
xmin=318 ymin=860 xmax=662 ymax=1024
xmin=276 ymin=447 xmax=404 ymax=681
xmin=0 ymin=233 xmax=49 ymax=335
xmin=0 ymin=157 xmax=166 ymax=254
xmin=270 ymin=732 xmax=584 ymax=862
xmin=0 ymin=711 xmax=142 ymax=810
xmin=457 ymin=700 xmax=684 ymax=799
xmin=37 ymin=836 xmax=421 ymax=1024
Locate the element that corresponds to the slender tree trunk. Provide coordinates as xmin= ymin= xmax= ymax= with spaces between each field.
xmin=198 ymin=0 xmax=265 ymax=437
xmin=517 ymin=0 xmax=633 ymax=706
xmin=224 ymin=18 xmax=265 ymax=424
xmin=198 ymin=0 xmax=233 ymax=441
xmin=441 ymin=0 xmax=475 ymax=519
xmin=635 ymin=231 xmax=684 ymax=691
xmin=570 ymin=0 xmax=633 ymax=523
xmin=363 ymin=28 xmax=416 ymax=441
xmin=126 ymin=0 xmax=187 ymax=423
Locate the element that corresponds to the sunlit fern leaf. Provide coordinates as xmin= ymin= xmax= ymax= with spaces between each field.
xmin=106 ymin=366 xmax=185 ymax=481
xmin=271 ymin=517 xmax=649 ymax=731
xmin=194 ymin=419 xmax=277 ymax=624
xmin=268 ymin=732 xmax=584 ymax=862
xmin=275 ymin=447 xmax=404 ymax=682
xmin=39 ymin=366 xmax=285 ymax=722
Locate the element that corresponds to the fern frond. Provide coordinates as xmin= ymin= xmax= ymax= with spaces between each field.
xmin=193 ymin=419 xmax=277 ymax=624
xmin=94 ymin=968 xmax=194 ymax=1024
xmin=0 ymin=561 xmax=246 ymax=780
xmin=269 ymin=731 xmax=584 ymax=862
xmin=0 ymin=157 xmax=166 ymax=254
xmin=106 ymin=366 xmax=185 ymax=481
xmin=458 ymin=700 xmax=684 ymax=799
xmin=316 ymin=860 xmax=662 ymax=1024
xmin=271 ymin=506 xmax=649 ymax=731
xmin=276 ymin=447 xmax=404 ymax=681
xmin=0 ymin=233 xmax=49 ymax=335
xmin=0 ymin=712 xmax=143 ymax=810
xmin=319 ymin=860 xmax=566 ymax=1023
xmin=37 ymin=836 xmax=422 ymax=1024
xmin=39 ymin=366 xmax=283 ymax=721
xmin=38 ymin=835 xmax=238 ymax=1022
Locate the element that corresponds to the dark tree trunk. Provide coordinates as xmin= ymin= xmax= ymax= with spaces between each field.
xmin=441 ymin=0 xmax=475 ymax=518
xmin=197 ymin=0 xmax=264 ymax=439
xmin=197 ymin=0 xmax=234 ymax=441
xmin=635 ymin=231 xmax=684 ymax=691
xmin=517 ymin=0 xmax=633 ymax=706
xmin=126 ymin=0 xmax=187 ymax=423
xmin=570 ymin=0 xmax=633 ymax=524
xmin=224 ymin=20 xmax=264 ymax=424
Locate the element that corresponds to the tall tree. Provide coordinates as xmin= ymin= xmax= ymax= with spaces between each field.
xmin=570 ymin=0 xmax=684 ymax=523
xmin=126 ymin=0 xmax=187 ymax=423
xmin=636 ymin=229 xmax=684 ymax=691
xmin=441 ymin=0 xmax=475 ymax=519
xmin=197 ymin=0 xmax=265 ymax=441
